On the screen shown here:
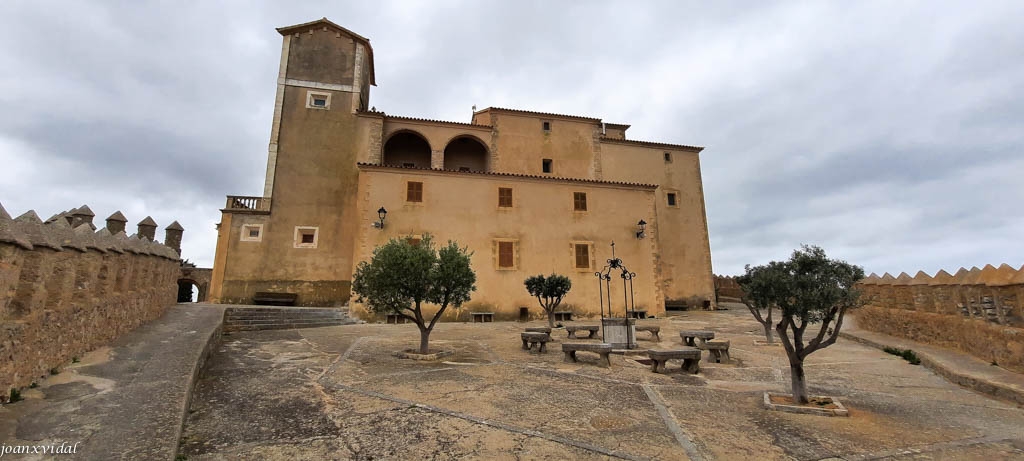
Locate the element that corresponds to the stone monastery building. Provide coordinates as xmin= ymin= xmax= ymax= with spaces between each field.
xmin=209 ymin=18 xmax=715 ymax=319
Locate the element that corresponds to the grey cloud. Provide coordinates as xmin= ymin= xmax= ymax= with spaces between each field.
xmin=1 ymin=0 xmax=1022 ymax=277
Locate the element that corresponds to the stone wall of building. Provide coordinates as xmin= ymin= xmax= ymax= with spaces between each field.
xmin=855 ymin=265 xmax=1024 ymax=372
xmin=0 ymin=203 xmax=182 ymax=396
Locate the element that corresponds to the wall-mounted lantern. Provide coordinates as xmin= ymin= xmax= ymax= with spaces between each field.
xmin=635 ymin=219 xmax=647 ymax=239
xmin=373 ymin=207 xmax=388 ymax=229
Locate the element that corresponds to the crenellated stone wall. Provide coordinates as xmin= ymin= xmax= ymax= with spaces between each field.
xmin=857 ymin=264 xmax=1023 ymax=326
xmin=0 ymin=203 xmax=183 ymax=396
xmin=856 ymin=264 xmax=1024 ymax=372
xmin=713 ymin=274 xmax=744 ymax=301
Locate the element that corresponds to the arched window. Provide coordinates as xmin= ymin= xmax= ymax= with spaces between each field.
xmin=443 ymin=136 xmax=489 ymax=172
xmin=383 ymin=131 xmax=432 ymax=168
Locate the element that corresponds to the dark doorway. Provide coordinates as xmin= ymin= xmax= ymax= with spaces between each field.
xmin=177 ymin=279 xmax=198 ymax=303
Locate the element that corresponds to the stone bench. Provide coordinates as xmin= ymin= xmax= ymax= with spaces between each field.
xmin=565 ymin=325 xmax=600 ymax=339
xmin=679 ymin=330 xmax=715 ymax=347
xmin=635 ymin=325 xmax=661 ymax=341
xmin=385 ymin=313 xmax=408 ymax=324
xmin=647 ymin=348 xmax=701 ymax=374
xmin=699 ymin=339 xmax=731 ymax=363
xmin=562 ymin=343 xmax=613 ymax=367
xmin=252 ymin=292 xmax=298 ymax=306
xmin=626 ymin=310 xmax=648 ymax=319
xmin=521 ymin=332 xmax=550 ymax=353
xmin=472 ymin=312 xmax=494 ymax=323
xmin=553 ymin=311 xmax=573 ymax=322
xmin=525 ymin=327 xmax=552 ymax=334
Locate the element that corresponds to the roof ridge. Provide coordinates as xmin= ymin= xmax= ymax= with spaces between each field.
xmin=357 ymin=163 xmax=659 ymax=188
xmin=600 ymin=136 xmax=704 ymax=152
xmin=474 ymin=107 xmax=602 ymax=123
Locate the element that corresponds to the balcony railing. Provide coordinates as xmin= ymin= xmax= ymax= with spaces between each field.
xmin=224 ymin=196 xmax=271 ymax=213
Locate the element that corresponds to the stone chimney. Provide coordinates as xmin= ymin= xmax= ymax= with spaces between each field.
xmin=164 ymin=221 xmax=184 ymax=254
xmin=106 ymin=211 xmax=128 ymax=234
xmin=137 ymin=216 xmax=157 ymax=241
xmin=71 ymin=205 xmax=95 ymax=229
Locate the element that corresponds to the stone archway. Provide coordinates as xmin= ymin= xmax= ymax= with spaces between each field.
xmin=383 ymin=131 xmax=432 ymax=168
xmin=179 ymin=267 xmax=212 ymax=303
xmin=443 ymin=136 xmax=489 ymax=172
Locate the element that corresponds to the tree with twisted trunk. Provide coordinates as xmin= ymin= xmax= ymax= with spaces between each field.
xmin=524 ymin=274 xmax=572 ymax=328
xmin=741 ymin=245 xmax=864 ymax=404
xmin=352 ymin=235 xmax=476 ymax=354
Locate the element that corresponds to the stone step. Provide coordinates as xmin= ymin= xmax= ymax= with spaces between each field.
xmin=226 ymin=321 xmax=352 ymax=332
xmin=225 ymin=314 xmax=346 ymax=321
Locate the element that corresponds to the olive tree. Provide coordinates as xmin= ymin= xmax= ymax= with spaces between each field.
xmin=524 ymin=274 xmax=572 ymax=328
xmin=351 ymin=235 xmax=476 ymax=354
xmin=742 ymin=245 xmax=864 ymax=404
xmin=736 ymin=261 xmax=789 ymax=344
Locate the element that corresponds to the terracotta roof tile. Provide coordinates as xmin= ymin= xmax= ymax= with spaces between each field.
xmin=474 ymin=107 xmax=602 ymax=123
xmin=382 ymin=113 xmax=491 ymax=129
xmin=600 ymin=137 xmax=704 ymax=152
xmin=357 ymin=163 xmax=659 ymax=189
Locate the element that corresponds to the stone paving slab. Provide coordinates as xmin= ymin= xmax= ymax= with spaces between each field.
xmin=842 ymin=317 xmax=1024 ymax=405
xmin=0 ymin=303 xmax=224 ymax=460
xmin=180 ymin=308 xmax=1024 ymax=460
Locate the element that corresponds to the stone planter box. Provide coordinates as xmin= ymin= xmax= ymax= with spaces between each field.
xmin=762 ymin=392 xmax=849 ymax=417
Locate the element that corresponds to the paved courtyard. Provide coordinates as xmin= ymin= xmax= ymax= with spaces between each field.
xmin=180 ymin=306 xmax=1024 ymax=460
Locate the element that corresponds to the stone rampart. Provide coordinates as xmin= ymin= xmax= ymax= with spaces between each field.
xmin=0 ymin=203 xmax=183 ymax=395
xmin=857 ymin=265 xmax=1023 ymax=326
xmin=714 ymin=274 xmax=744 ymax=301
xmin=856 ymin=264 xmax=1024 ymax=372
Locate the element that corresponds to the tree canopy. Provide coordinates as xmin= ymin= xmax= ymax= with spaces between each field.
xmin=739 ymin=245 xmax=864 ymax=403
xmin=524 ymin=274 xmax=572 ymax=327
xmin=351 ymin=234 xmax=476 ymax=353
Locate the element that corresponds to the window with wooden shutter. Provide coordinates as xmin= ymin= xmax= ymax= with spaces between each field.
xmin=498 ymin=241 xmax=514 ymax=268
xmin=574 ymin=244 xmax=590 ymax=269
xmin=573 ymin=192 xmax=587 ymax=211
xmin=498 ymin=188 xmax=513 ymax=208
xmin=406 ymin=181 xmax=423 ymax=202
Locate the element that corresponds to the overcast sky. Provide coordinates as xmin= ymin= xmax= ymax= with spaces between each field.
xmin=2 ymin=1 xmax=1022 ymax=276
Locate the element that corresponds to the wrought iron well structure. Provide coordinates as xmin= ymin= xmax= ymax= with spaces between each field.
xmin=595 ymin=241 xmax=639 ymax=348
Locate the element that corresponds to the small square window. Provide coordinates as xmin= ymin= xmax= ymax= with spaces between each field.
xmin=574 ymin=244 xmax=590 ymax=269
xmin=573 ymin=192 xmax=587 ymax=211
xmin=542 ymin=121 xmax=551 ymax=131
xmin=498 ymin=187 xmax=513 ymax=208
xmin=664 ymin=152 xmax=672 ymax=162
xmin=240 ymin=224 xmax=263 ymax=242
xmin=407 ymin=181 xmax=423 ymax=202
xmin=294 ymin=226 xmax=318 ymax=248
xmin=403 ymin=162 xmax=416 ymax=168
xmin=498 ymin=241 xmax=515 ymax=268
xmin=667 ymin=193 xmax=677 ymax=206
xmin=306 ymin=91 xmax=331 ymax=110
xmin=542 ymin=159 xmax=553 ymax=174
